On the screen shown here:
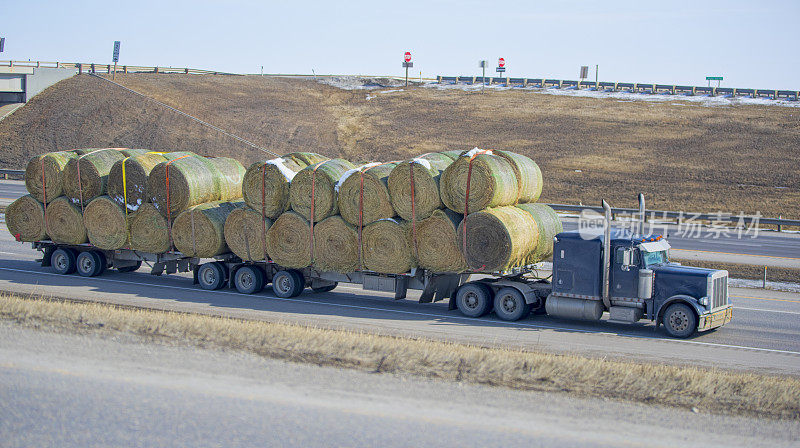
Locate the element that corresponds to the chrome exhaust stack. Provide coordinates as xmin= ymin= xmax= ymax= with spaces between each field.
xmin=602 ymin=200 xmax=612 ymax=309
xmin=638 ymin=193 xmax=646 ymax=236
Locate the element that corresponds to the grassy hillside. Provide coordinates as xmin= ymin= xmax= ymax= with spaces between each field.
xmin=0 ymin=73 xmax=797 ymax=218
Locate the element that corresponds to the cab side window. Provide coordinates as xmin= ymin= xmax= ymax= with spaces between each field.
xmin=614 ymin=247 xmax=640 ymax=265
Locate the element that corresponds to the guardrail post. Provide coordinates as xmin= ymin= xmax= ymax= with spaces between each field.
xmin=154 ymin=66 xmax=159 ymax=74
xmin=123 ymin=66 xmax=128 ymax=73
xmin=90 ymin=63 xmax=95 ymax=74
xmin=778 ymin=215 xmax=782 ymax=232
xmin=185 ymin=68 xmax=189 ymax=74
xmin=614 ymin=82 xmax=618 ymax=91
xmin=558 ymin=80 xmax=562 ymax=88
xmin=773 ymin=90 xmax=778 ymax=100
xmin=691 ymin=86 xmax=696 ymax=96
xmin=711 ymin=87 xmax=716 ymax=97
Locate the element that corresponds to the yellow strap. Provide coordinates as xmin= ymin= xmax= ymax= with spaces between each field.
xmin=121 ymin=157 xmax=131 ymax=247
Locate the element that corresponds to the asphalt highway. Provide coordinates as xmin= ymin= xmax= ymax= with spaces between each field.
xmin=0 ymin=225 xmax=798 ymax=375
xmin=4 ymin=322 xmax=797 ymax=448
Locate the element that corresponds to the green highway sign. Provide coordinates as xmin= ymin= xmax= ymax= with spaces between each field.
xmin=706 ymin=76 xmax=723 ymax=81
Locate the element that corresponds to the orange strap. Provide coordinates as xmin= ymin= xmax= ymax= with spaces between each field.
xmin=462 ymin=150 xmax=491 ymax=270
xmin=165 ymin=155 xmax=192 ymax=252
xmin=408 ymin=160 xmax=419 ymax=262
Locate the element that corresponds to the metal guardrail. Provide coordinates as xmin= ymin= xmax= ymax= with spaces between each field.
xmin=0 ymin=169 xmax=23 ymax=180
xmin=436 ymin=76 xmax=800 ymax=100
xmin=0 ymin=60 xmax=238 ymax=76
xmin=547 ymin=203 xmax=800 ymax=231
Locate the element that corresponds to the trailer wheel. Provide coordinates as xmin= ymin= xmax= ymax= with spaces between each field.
xmin=663 ymin=303 xmax=697 ymax=338
xmin=272 ymin=270 xmax=303 ymax=298
xmin=51 ymin=248 xmax=77 ymax=275
xmin=289 ymin=270 xmax=305 ymax=297
xmin=234 ymin=265 xmax=265 ymax=294
xmin=493 ymin=287 xmax=531 ymax=321
xmin=455 ymin=282 xmax=493 ymax=318
xmin=312 ymin=283 xmax=338 ymax=293
xmin=197 ymin=262 xmax=226 ymax=290
xmin=76 ymin=251 xmax=103 ymax=277
xmin=117 ymin=261 xmax=142 ymax=273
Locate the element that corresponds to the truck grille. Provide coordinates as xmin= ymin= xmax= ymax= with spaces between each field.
xmin=711 ymin=273 xmax=729 ymax=309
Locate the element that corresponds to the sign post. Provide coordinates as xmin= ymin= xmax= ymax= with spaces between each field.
xmin=403 ymin=51 xmax=413 ymax=87
xmin=0 ymin=38 xmax=5 ymax=53
xmin=479 ymin=60 xmax=487 ymax=92
xmin=112 ymin=41 xmax=121 ymax=80
xmin=496 ymin=57 xmax=506 ymax=82
xmin=706 ymin=76 xmax=723 ymax=88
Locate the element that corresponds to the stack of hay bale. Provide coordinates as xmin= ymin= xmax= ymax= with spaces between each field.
xmin=7 ymin=148 xmax=246 ymax=259
xmin=248 ymin=148 xmax=561 ymax=275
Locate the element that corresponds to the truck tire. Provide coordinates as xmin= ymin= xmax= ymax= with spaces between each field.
xmin=663 ymin=303 xmax=697 ymax=338
xmin=493 ymin=287 xmax=531 ymax=321
xmin=197 ymin=262 xmax=226 ymax=290
xmin=455 ymin=282 xmax=493 ymax=318
xmin=312 ymin=283 xmax=338 ymax=293
xmin=116 ymin=261 xmax=142 ymax=273
xmin=289 ymin=270 xmax=305 ymax=297
xmin=76 ymin=251 xmax=103 ymax=277
xmin=272 ymin=270 xmax=303 ymax=298
xmin=51 ymin=248 xmax=77 ymax=275
xmin=234 ymin=265 xmax=265 ymax=294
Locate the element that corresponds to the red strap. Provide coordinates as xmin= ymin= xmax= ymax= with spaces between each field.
xmin=409 ymin=160 xmax=419 ymax=262
xmin=261 ymin=162 xmax=268 ymax=261
xmin=309 ymin=161 xmax=325 ymax=264
xmin=357 ymin=162 xmax=398 ymax=271
xmin=165 ymin=155 xmax=191 ymax=252
xmin=40 ymin=158 xmax=49 ymax=239
xmin=462 ymin=150 xmax=491 ymax=265
xmin=14 ymin=233 xmax=21 ymax=242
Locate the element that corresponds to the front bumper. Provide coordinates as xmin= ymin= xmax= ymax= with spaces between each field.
xmin=697 ymin=305 xmax=733 ymax=332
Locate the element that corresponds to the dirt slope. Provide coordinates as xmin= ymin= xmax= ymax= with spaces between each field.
xmin=0 ymin=73 xmax=797 ymax=217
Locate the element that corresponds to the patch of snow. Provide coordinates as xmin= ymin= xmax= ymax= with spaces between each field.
xmin=423 ymin=81 xmax=800 ymax=108
xmin=729 ymin=278 xmax=800 ymax=293
xmin=335 ymin=162 xmax=382 ymax=192
xmin=574 ymin=169 xmax=582 ymax=173
xmin=126 ymin=198 xmax=142 ymax=212
xmin=411 ymin=157 xmax=432 ymax=170
xmin=463 ymin=147 xmax=492 ymax=158
xmin=376 ymin=217 xmax=399 ymax=224
xmin=379 ymin=89 xmax=403 ymax=94
xmin=319 ymin=76 xmax=405 ymax=91
xmin=265 ymin=157 xmax=297 ymax=181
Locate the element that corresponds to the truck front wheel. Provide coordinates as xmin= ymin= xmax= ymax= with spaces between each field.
xmin=456 ymin=283 xmax=493 ymax=318
xmin=663 ymin=303 xmax=697 ymax=338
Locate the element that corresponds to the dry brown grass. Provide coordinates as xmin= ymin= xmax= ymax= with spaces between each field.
xmin=0 ymin=74 xmax=797 ymax=218
xmin=672 ymin=258 xmax=800 ymax=283
xmin=1 ymin=292 xmax=798 ymax=420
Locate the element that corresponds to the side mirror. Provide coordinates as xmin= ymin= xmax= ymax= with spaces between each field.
xmin=621 ymin=248 xmax=634 ymax=270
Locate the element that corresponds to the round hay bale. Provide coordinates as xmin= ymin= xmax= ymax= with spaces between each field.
xmin=289 ymin=159 xmax=355 ymax=222
xmin=439 ymin=149 xmax=463 ymax=160
xmin=147 ymin=155 xmax=219 ymax=217
xmin=45 ymin=196 xmax=87 ymax=245
xmin=415 ymin=209 xmax=467 ymax=272
xmin=265 ymin=211 xmax=311 ymax=268
xmin=494 ymin=150 xmax=543 ymax=203
xmin=173 ymin=200 xmax=243 ymax=258
xmin=242 ymin=153 xmax=329 ymax=219
xmin=439 ymin=149 xmax=519 ymax=214
xmin=84 ymin=195 xmax=129 ymax=250
xmin=224 ymin=207 xmax=272 ymax=261
xmin=362 ymin=219 xmax=414 ymax=274
xmin=63 ymin=149 xmax=126 ymax=206
xmin=25 ymin=151 xmax=79 ymax=203
xmin=312 ymin=215 xmax=360 ymax=273
xmin=337 ymin=162 xmax=399 ymax=226
xmin=107 ymin=153 xmax=169 ymax=211
xmin=6 ymin=195 xmax=47 ymax=242
xmin=516 ymin=203 xmax=563 ymax=261
xmin=117 ymin=148 xmax=149 ymax=157
xmin=388 ymin=153 xmax=454 ymax=221
xmin=129 ymin=203 xmax=170 ymax=253
xmin=205 ymin=157 xmax=246 ymax=202
xmin=457 ymin=205 xmax=539 ymax=272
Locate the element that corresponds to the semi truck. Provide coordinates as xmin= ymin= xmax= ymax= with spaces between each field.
xmin=31 ymin=196 xmax=731 ymax=338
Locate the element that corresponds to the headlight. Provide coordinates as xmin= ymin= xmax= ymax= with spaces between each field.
xmin=698 ymin=297 xmax=710 ymax=307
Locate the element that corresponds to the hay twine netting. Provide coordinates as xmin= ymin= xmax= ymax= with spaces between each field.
xmin=387 ymin=152 xmax=454 ymax=222
xmin=242 ymin=152 xmax=329 ymax=219
xmin=6 ymin=195 xmax=47 ymax=242
xmin=265 ymin=211 xmax=311 ymax=268
xmin=45 ymin=196 xmax=87 ymax=245
xmin=224 ymin=207 xmax=272 ymax=261
xmin=289 ymin=159 xmax=355 ymax=222
xmin=312 ymin=215 xmax=360 ymax=273
xmin=439 ymin=149 xmax=520 ymax=214
xmin=362 ymin=218 xmax=414 ymax=274
xmin=84 ymin=195 xmax=129 ymax=250
xmin=337 ymin=162 xmax=399 ymax=226
xmin=172 ymin=200 xmax=243 ymax=258
xmin=129 ymin=203 xmax=170 ymax=253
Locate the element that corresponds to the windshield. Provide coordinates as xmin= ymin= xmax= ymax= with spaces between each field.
xmin=642 ymin=250 xmax=668 ymax=267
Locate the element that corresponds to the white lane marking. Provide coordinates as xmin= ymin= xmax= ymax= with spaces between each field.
xmin=0 ymin=252 xmax=16 ymax=255
xmin=1 ymin=266 xmax=800 ymax=357
xmin=736 ymin=307 xmax=800 ymax=315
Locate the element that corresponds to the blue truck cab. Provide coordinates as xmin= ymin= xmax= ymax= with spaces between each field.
xmin=547 ymin=229 xmax=732 ymax=337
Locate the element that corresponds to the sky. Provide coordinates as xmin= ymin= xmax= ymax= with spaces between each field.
xmin=3 ymin=0 xmax=799 ymax=89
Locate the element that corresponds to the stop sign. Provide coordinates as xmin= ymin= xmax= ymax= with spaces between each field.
xmin=404 ymin=52 xmax=412 ymax=62
xmin=498 ymin=57 xmax=505 ymax=68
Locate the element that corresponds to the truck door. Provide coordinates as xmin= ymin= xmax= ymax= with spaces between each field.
xmin=611 ymin=246 xmax=640 ymax=299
